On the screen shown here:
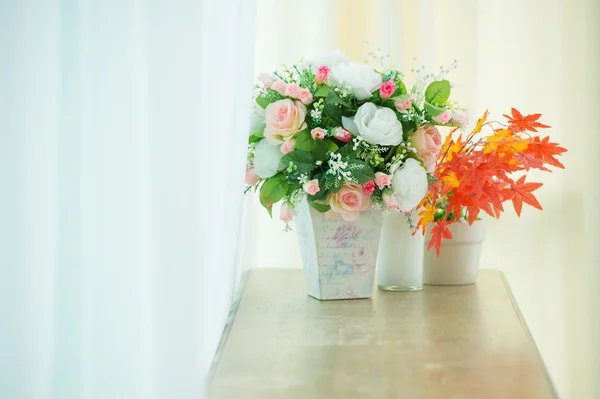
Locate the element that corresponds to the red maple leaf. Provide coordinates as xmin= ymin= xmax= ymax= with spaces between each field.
xmin=427 ymin=220 xmax=453 ymax=257
xmin=513 ymin=152 xmax=551 ymax=172
xmin=523 ymin=136 xmax=567 ymax=169
xmin=502 ymin=175 xmax=543 ymax=216
xmin=502 ymin=108 xmax=551 ymax=132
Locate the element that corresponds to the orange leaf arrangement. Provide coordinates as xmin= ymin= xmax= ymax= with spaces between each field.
xmin=415 ymin=108 xmax=567 ymax=256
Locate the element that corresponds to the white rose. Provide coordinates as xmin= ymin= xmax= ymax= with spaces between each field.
xmin=390 ymin=158 xmax=428 ymax=212
xmin=310 ymin=50 xmax=349 ymax=69
xmin=253 ymin=139 xmax=284 ymax=178
xmin=249 ymin=103 xmax=265 ymax=134
xmin=343 ymin=102 xmax=403 ymax=146
xmin=330 ymin=62 xmax=382 ymax=100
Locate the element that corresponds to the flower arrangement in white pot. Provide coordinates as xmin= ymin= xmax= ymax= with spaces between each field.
xmin=414 ymin=110 xmax=567 ymax=285
xmin=244 ymin=51 xmax=463 ymax=299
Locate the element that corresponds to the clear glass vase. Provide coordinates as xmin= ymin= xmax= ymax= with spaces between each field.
xmin=377 ymin=210 xmax=424 ymax=291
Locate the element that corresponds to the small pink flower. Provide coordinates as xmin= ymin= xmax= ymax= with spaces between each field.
xmin=257 ymin=72 xmax=275 ymax=87
xmin=452 ymin=112 xmax=469 ymax=127
xmin=270 ymin=80 xmax=286 ymax=96
xmin=333 ymin=127 xmax=351 ymax=143
xmin=298 ymin=88 xmax=313 ymax=105
xmin=383 ymin=193 xmax=399 ymax=211
xmin=433 ymin=109 xmax=453 ymax=124
xmin=303 ymin=179 xmax=320 ymax=195
xmin=394 ymin=99 xmax=412 ymax=113
xmin=280 ymin=138 xmax=296 ymax=154
xmin=315 ymin=65 xmax=330 ymax=84
xmin=379 ymin=79 xmax=396 ymax=100
xmin=362 ymin=181 xmax=375 ymax=195
xmin=280 ymin=202 xmax=293 ymax=223
xmin=284 ymin=83 xmax=301 ymax=99
xmin=245 ymin=165 xmax=260 ymax=185
xmin=374 ymin=172 xmax=392 ymax=189
xmin=311 ymin=127 xmax=327 ymax=139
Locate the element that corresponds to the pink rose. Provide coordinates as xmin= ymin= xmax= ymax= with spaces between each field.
xmin=333 ymin=127 xmax=352 ymax=143
xmin=298 ymin=88 xmax=313 ymax=105
xmin=280 ymin=138 xmax=296 ymax=154
xmin=433 ymin=109 xmax=453 ymax=124
xmin=264 ymin=99 xmax=307 ymax=144
xmin=245 ymin=166 xmax=260 ymax=185
xmin=329 ymin=183 xmax=372 ymax=221
xmin=257 ymin=72 xmax=275 ymax=87
xmin=374 ymin=172 xmax=392 ymax=189
xmin=284 ymin=82 xmax=301 ymax=99
xmin=315 ymin=65 xmax=330 ymax=84
xmin=311 ymin=127 xmax=327 ymax=139
xmin=411 ymin=125 xmax=442 ymax=173
xmin=379 ymin=79 xmax=396 ymax=99
xmin=303 ymin=179 xmax=320 ymax=195
xmin=394 ymin=99 xmax=412 ymax=113
xmin=382 ymin=193 xmax=399 ymax=211
xmin=280 ymin=202 xmax=293 ymax=223
xmin=270 ymin=80 xmax=286 ymax=96
xmin=362 ymin=181 xmax=375 ymax=195
xmin=452 ymin=112 xmax=469 ymax=127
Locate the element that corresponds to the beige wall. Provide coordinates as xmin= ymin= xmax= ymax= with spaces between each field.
xmin=242 ymin=1 xmax=600 ymax=397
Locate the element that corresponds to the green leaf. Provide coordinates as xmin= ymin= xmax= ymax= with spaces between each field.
xmin=280 ymin=150 xmax=315 ymax=174
xmin=326 ymin=173 xmax=344 ymax=193
xmin=326 ymin=90 xmax=351 ymax=109
xmin=396 ymin=80 xmax=408 ymax=96
xmin=294 ymin=129 xmax=315 ymax=151
xmin=260 ymin=174 xmax=289 ymax=206
xmin=323 ymin=103 xmax=342 ymax=125
xmin=327 ymin=140 xmax=339 ymax=153
xmin=287 ymin=182 xmax=301 ymax=195
xmin=424 ymin=102 xmax=444 ymax=117
xmin=248 ymin=131 xmax=264 ymax=143
xmin=256 ymin=95 xmax=277 ymax=109
xmin=308 ymin=200 xmax=331 ymax=213
xmin=338 ymin=145 xmax=357 ymax=158
xmin=347 ymin=160 xmax=375 ymax=184
xmin=311 ymin=139 xmax=329 ymax=161
xmin=425 ymin=80 xmax=451 ymax=106
xmin=314 ymin=85 xmax=330 ymax=98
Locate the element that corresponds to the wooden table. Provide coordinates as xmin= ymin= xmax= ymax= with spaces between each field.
xmin=206 ymin=269 xmax=557 ymax=399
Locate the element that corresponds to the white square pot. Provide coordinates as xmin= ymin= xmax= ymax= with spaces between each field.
xmin=295 ymin=199 xmax=382 ymax=300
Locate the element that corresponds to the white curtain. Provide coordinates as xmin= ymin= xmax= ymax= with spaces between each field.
xmin=246 ymin=1 xmax=600 ymax=398
xmin=0 ymin=1 xmax=256 ymax=398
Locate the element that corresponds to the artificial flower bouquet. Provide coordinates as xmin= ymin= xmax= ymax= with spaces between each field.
xmin=245 ymin=51 xmax=468 ymax=224
xmin=416 ymin=108 xmax=567 ymax=256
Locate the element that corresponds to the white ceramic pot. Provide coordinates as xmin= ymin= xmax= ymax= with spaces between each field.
xmin=377 ymin=210 xmax=424 ymax=291
xmin=294 ymin=199 xmax=382 ymax=300
xmin=423 ymin=219 xmax=486 ymax=285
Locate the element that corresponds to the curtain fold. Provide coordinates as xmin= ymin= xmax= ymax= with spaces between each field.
xmin=0 ymin=1 xmax=256 ymax=398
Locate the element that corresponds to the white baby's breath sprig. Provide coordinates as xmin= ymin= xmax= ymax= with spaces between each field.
xmin=326 ymin=153 xmax=352 ymax=181
xmin=297 ymin=173 xmax=309 ymax=185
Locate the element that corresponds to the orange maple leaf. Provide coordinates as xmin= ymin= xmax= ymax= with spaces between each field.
xmin=427 ymin=220 xmax=453 ymax=257
xmin=503 ymin=108 xmax=551 ymax=132
xmin=416 ymin=202 xmax=436 ymax=235
xmin=473 ymin=110 xmax=490 ymax=134
xmin=503 ymin=175 xmax=543 ymax=216
xmin=523 ymin=136 xmax=567 ymax=169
